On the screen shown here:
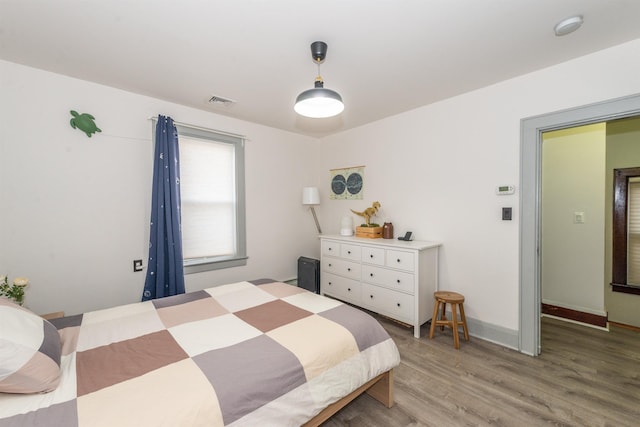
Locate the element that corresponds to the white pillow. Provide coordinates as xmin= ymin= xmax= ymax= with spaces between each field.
xmin=0 ymin=297 xmax=61 ymax=393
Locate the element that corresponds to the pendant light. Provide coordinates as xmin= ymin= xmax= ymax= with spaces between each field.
xmin=294 ymin=41 xmax=344 ymax=118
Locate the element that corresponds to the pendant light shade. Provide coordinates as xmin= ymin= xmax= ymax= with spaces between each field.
xmin=295 ymin=82 xmax=344 ymax=118
xmin=294 ymin=41 xmax=344 ymax=118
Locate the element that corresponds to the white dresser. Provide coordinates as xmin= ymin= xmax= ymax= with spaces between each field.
xmin=319 ymin=235 xmax=441 ymax=338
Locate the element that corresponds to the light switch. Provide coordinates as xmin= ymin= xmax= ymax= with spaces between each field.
xmin=574 ymin=212 xmax=585 ymax=224
xmin=502 ymin=207 xmax=512 ymax=221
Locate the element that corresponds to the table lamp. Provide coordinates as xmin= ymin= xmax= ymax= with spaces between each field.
xmin=302 ymin=187 xmax=322 ymax=234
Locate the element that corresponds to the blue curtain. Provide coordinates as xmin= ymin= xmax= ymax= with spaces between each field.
xmin=142 ymin=115 xmax=185 ymax=301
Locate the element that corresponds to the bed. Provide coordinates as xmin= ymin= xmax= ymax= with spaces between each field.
xmin=0 ymin=279 xmax=400 ymax=426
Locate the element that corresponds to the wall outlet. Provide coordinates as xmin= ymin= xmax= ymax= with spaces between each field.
xmin=133 ymin=259 xmax=144 ymax=272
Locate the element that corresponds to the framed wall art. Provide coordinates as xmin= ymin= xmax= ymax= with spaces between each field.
xmin=330 ymin=166 xmax=364 ymax=199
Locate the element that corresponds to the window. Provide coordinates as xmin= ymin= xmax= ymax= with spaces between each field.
xmin=611 ymin=167 xmax=640 ymax=294
xmin=174 ymin=125 xmax=246 ymax=273
xmin=627 ymin=177 xmax=640 ymax=285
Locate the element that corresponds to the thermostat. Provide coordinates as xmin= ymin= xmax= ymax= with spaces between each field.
xmin=496 ymin=185 xmax=515 ymax=195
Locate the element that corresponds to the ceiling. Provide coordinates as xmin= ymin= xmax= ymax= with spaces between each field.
xmin=2 ymin=1 xmax=640 ymax=138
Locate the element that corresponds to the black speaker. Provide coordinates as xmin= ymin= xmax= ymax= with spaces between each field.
xmin=297 ymin=257 xmax=320 ymax=294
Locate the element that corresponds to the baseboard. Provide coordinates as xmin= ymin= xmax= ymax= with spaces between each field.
xmin=541 ymin=303 xmax=607 ymax=328
xmin=435 ymin=310 xmax=520 ymax=350
xmin=464 ymin=316 xmax=519 ymax=350
xmin=608 ymin=321 xmax=640 ymax=332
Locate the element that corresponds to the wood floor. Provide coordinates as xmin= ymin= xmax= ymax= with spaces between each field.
xmin=322 ymin=316 xmax=640 ymax=426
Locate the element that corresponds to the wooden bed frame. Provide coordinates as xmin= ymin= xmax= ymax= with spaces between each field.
xmin=302 ymin=369 xmax=394 ymax=427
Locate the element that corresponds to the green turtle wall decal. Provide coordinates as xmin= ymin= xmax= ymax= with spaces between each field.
xmin=69 ymin=110 xmax=101 ymax=137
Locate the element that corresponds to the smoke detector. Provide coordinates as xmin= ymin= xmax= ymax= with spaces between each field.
xmin=554 ymin=15 xmax=583 ymax=36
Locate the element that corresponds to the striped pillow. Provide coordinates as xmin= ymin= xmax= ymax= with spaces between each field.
xmin=0 ymin=297 xmax=61 ymax=393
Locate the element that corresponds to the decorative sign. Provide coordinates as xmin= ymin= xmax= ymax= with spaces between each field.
xmin=330 ymin=166 xmax=364 ymax=199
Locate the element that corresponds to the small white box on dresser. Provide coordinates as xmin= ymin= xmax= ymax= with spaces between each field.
xmin=320 ymin=235 xmax=441 ymax=338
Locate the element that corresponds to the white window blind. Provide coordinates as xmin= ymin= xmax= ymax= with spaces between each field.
xmin=180 ymin=135 xmax=236 ymax=260
xmin=154 ymin=122 xmax=247 ymax=274
xmin=627 ymin=178 xmax=640 ymax=284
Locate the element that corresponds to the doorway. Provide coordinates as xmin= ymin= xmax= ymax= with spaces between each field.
xmin=540 ymin=124 xmax=607 ymax=328
xmin=520 ymin=93 xmax=640 ymax=356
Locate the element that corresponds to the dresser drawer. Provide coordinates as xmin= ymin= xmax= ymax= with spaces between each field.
xmin=322 ymin=240 xmax=341 ymax=257
xmin=322 ymin=272 xmax=362 ymax=302
xmin=362 ymin=283 xmax=413 ymax=323
xmin=321 ymin=257 xmax=361 ymax=280
xmin=386 ymin=249 xmax=415 ymax=272
xmin=361 ymin=246 xmax=385 ymax=266
xmin=341 ymin=244 xmax=361 ymax=261
xmin=362 ymin=265 xmax=415 ymax=294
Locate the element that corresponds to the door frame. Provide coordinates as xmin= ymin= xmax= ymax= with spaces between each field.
xmin=519 ymin=93 xmax=640 ymax=356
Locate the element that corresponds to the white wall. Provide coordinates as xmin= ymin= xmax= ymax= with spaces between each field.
xmin=541 ymin=124 xmax=606 ymax=316
xmin=3 ymin=37 xmax=640 ymax=347
xmin=316 ymin=39 xmax=640 ymax=336
xmin=0 ymin=60 xmax=321 ymax=316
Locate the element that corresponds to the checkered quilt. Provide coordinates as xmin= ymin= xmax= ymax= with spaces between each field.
xmin=0 ymin=279 xmax=400 ymax=426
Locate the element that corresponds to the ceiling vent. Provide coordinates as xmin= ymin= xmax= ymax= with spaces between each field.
xmin=208 ymin=95 xmax=236 ymax=107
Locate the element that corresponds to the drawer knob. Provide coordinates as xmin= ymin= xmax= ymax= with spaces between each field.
xmin=347 ymin=267 xmax=351 ymax=271
xmin=397 ymin=279 xmax=400 ymax=283
xmin=328 ymin=263 xmax=332 ymax=267
xmin=348 ymin=250 xmax=351 ymax=254
xmin=370 ymin=295 xmax=374 ymax=299
xmin=397 ymin=303 xmax=401 ymax=307
xmin=397 ymin=259 xmax=401 ymax=263
xmin=329 ymin=248 xmax=332 ymax=251
xmin=348 ymin=288 xmax=351 ymax=292
xmin=370 ymin=273 xmax=374 ymax=277
xmin=370 ymin=254 xmax=374 ymax=258
xmin=328 ymin=281 xmax=332 ymax=285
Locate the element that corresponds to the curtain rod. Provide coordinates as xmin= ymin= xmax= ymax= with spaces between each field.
xmin=148 ymin=116 xmax=247 ymax=140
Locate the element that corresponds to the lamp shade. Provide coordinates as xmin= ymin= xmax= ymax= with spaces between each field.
xmin=302 ymin=187 xmax=320 ymax=205
xmin=295 ymin=86 xmax=344 ymax=118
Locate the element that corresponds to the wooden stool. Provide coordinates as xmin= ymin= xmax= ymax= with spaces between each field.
xmin=429 ymin=291 xmax=469 ymax=349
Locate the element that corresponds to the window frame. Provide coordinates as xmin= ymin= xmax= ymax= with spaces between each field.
xmin=611 ymin=166 xmax=640 ymax=295
xmin=173 ymin=124 xmax=247 ymax=274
